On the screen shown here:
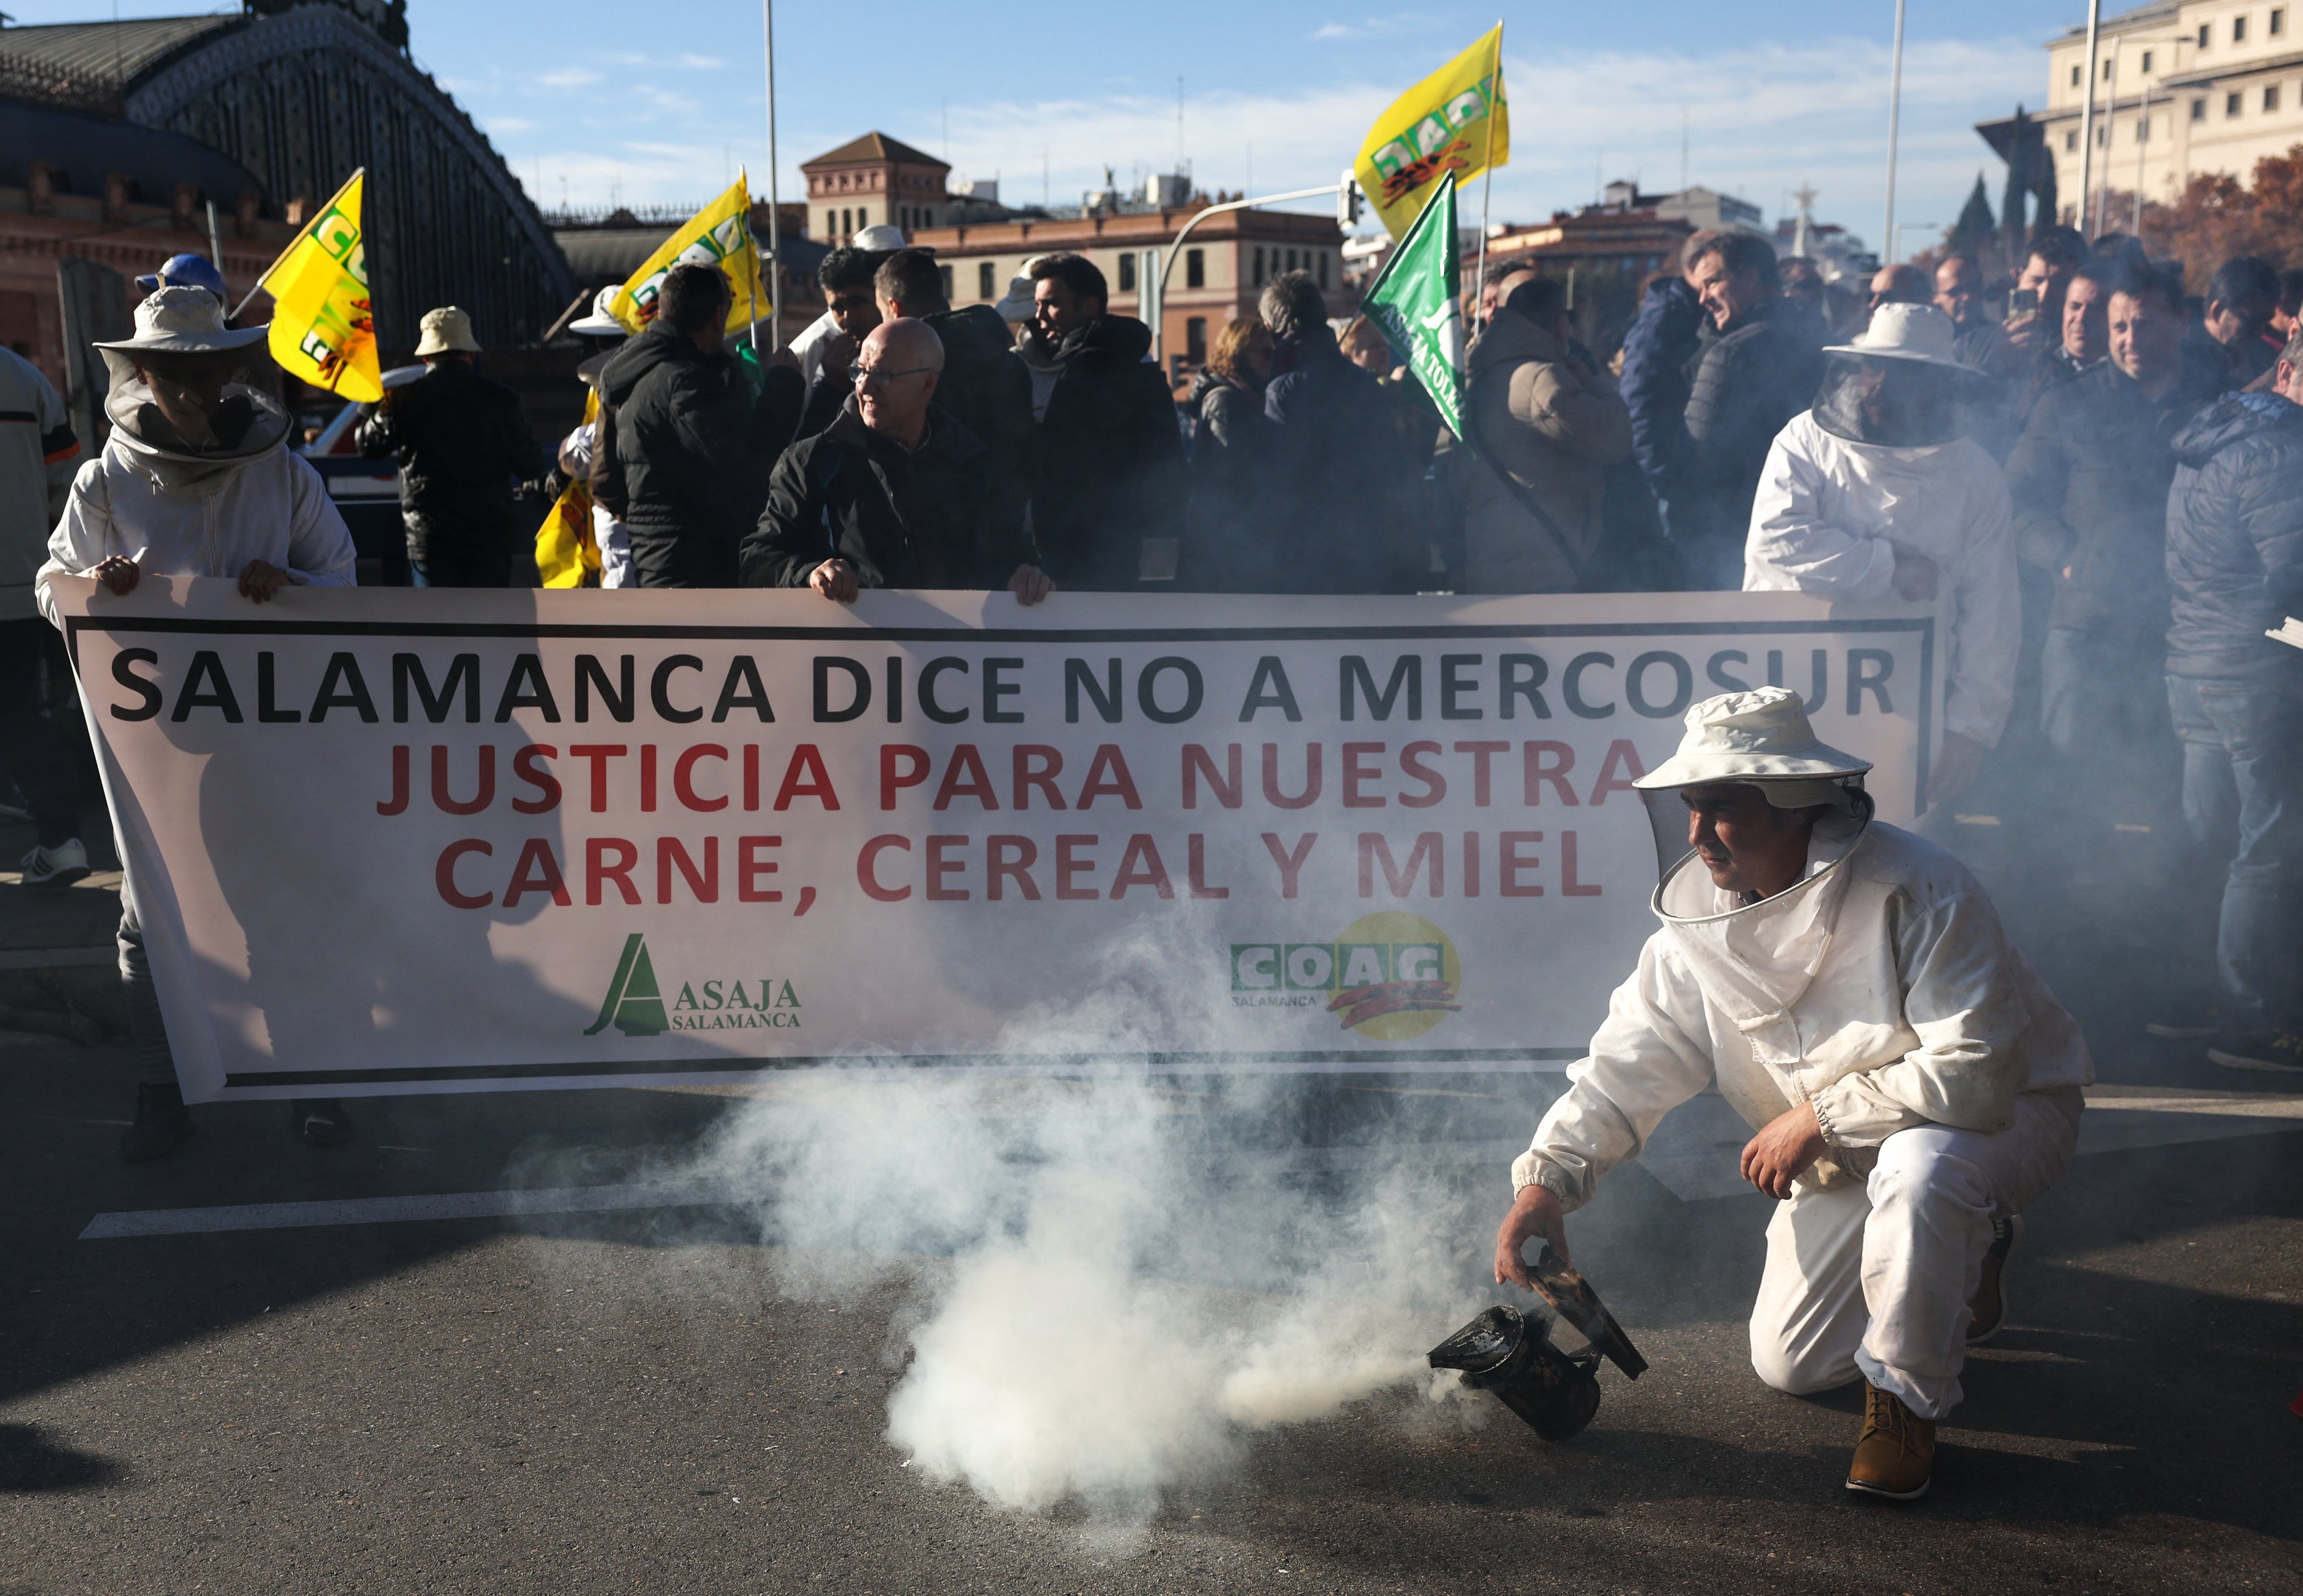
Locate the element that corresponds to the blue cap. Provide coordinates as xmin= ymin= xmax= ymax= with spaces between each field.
xmin=134 ymin=253 xmax=228 ymax=301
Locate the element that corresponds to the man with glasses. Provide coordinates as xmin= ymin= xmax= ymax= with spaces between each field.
xmin=742 ymin=318 xmax=1051 ymax=604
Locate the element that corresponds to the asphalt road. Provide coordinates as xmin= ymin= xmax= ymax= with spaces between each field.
xmin=3 ymin=1034 xmax=2299 ymax=1595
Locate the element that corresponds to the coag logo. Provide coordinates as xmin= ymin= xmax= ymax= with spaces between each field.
xmin=1229 ymin=912 xmax=1463 ymax=1040
xmin=585 ymin=934 xmax=803 ymax=1037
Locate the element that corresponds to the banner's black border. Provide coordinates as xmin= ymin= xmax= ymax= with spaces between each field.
xmin=66 ymin=607 xmax=1935 ymax=1093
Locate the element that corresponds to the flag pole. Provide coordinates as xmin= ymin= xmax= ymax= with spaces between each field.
xmin=742 ymin=166 xmax=760 ymax=355
xmin=1472 ymin=21 xmax=1500 ymax=332
xmin=761 ymin=0 xmax=782 ymax=352
xmin=231 ymin=166 xmax=363 ymax=323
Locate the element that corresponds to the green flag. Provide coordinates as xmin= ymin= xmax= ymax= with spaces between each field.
xmin=1358 ymin=178 xmax=1466 ymax=437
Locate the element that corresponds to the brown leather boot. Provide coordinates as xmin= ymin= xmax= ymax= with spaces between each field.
xmin=1846 ymin=1381 xmax=1934 ymax=1500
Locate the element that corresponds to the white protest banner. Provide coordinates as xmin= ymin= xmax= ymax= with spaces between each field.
xmin=55 ymin=580 xmax=1940 ymax=1101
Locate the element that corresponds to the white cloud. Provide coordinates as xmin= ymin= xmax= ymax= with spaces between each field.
xmin=537 ymin=66 xmax=603 ymax=89
xmin=1310 ymin=13 xmax=1439 ymax=41
xmin=677 ymin=53 xmax=724 ymax=70
xmin=505 ymin=33 xmax=2038 ymax=257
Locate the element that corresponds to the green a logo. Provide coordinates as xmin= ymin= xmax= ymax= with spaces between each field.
xmin=585 ymin=933 xmax=668 ymax=1037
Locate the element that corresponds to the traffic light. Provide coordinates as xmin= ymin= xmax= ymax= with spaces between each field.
xmin=1338 ymin=172 xmax=1365 ymax=228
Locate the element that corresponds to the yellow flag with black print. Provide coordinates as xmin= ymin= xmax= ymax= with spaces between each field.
xmin=1354 ymin=26 xmax=1509 ymax=241
xmin=608 ymin=174 xmax=768 ymax=337
xmin=256 ymin=169 xmax=381 ymax=402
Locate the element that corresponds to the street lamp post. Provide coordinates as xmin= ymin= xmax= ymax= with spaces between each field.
xmin=2078 ymin=0 xmax=2103 ymax=233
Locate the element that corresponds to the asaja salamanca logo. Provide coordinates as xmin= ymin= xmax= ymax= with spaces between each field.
xmin=1229 ymin=912 xmax=1463 ymax=1041
xmin=585 ymin=934 xmax=802 ymax=1037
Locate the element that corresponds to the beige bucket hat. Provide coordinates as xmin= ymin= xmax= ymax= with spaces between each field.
xmin=1633 ymin=687 xmax=1873 ymax=791
xmin=414 ymin=305 xmax=483 ymax=357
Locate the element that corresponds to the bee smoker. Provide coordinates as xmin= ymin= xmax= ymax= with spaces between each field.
xmin=1428 ymin=1247 xmax=1646 ymax=1443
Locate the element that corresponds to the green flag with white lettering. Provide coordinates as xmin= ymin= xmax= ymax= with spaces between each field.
xmin=1358 ymin=178 xmax=1466 ymax=437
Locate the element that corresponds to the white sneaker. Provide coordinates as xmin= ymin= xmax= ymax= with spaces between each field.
xmin=20 ymin=837 xmax=90 ymax=889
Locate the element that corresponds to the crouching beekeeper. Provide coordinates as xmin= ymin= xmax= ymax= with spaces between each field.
xmin=1493 ymin=687 xmax=2092 ymax=1499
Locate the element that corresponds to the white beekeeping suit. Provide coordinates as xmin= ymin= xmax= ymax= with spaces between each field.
xmin=1742 ymin=303 xmax=2019 ymax=754
xmin=1511 ymin=689 xmax=2091 ymax=1487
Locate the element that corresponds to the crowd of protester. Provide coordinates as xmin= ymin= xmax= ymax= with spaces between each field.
xmin=3 ymin=204 xmax=2302 ymax=1159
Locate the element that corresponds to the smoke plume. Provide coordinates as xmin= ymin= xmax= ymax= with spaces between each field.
xmin=690 ymin=925 xmax=1498 ymax=1523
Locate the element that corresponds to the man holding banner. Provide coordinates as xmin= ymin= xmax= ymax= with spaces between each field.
xmin=38 ymin=287 xmax=360 ymax=1160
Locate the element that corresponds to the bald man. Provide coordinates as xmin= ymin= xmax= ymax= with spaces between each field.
xmin=741 ymin=318 xmax=1052 ymax=601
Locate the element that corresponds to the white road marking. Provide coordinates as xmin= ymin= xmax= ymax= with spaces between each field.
xmin=75 ymin=1089 xmax=2303 ymax=1238
xmin=79 ymin=1177 xmax=741 ymax=1240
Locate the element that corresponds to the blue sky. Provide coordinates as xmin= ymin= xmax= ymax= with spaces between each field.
xmin=12 ymin=1 xmax=2090 ymax=258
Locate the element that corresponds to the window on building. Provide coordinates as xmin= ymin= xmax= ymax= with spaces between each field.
xmin=1185 ymin=247 xmax=1204 ymax=289
xmin=857 ymin=205 xmax=869 ymax=228
xmin=2269 ymin=84 xmax=2284 ymax=111
xmin=2236 ymin=14 xmax=2249 ymax=41
xmin=2142 ymin=49 xmax=2154 ymax=71
xmin=825 ymin=208 xmax=836 ymax=235
xmin=978 ymin=262 xmax=996 ymax=299
xmin=1118 ymin=253 xmax=1137 ymax=292
xmin=2071 ymin=63 xmax=2082 ymax=86
xmin=1186 ymin=317 xmax=1207 ymax=364
xmin=2230 ymin=89 xmax=2245 ymax=114
xmin=2103 ymin=57 xmax=2113 ymax=80
xmin=2066 ymin=129 xmax=2080 ymax=149
xmin=2278 ymin=7 xmax=2290 ymax=34
xmin=840 ymin=207 xmax=851 ymax=235
xmin=1286 ymin=248 xmax=1299 ymax=271
xmin=1319 ymin=250 xmax=1331 ymax=289
xmin=939 ymin=265 xmax=953 ymax=301
xmin=2194 ymin=96 xmax=2209 ymax=120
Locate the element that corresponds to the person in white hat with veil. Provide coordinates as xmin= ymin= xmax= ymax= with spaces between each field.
xmin=36 ymin=286 xmax=358 ymax=1162
xmin=1742 ymin=302 xmax=2019 ymax=805
xmin=1492 ymin=686 xmax=2092 ymax=1500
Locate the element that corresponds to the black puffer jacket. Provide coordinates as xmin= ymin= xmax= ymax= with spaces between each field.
xmin=1619 ymin=275 xmax=1702 ymax=498
xmin=1029 ymin=314 xmax=1185 ymax=590
xmin=1673 ymin=296 xmax=1828 ymax=581
xmin=1261 ymin=326 xmax=1420 ymax=593
xmin=591 ymin=326 xmax=801 ymax=587
xmin=356 ymin=359 xmax=543 ymax=562
xmin=2006 ymin=355 xmax=2225 ymax=641
xmin=741 ymin=399 xmax=1030 ymax=592
xmin=2166 ymin=391 xmax=2303 ymax=681
xmin=1184 ymin=366 xmax=1270 ymax=588
xmin=923 ymin=304 xmax=1035 ymax=528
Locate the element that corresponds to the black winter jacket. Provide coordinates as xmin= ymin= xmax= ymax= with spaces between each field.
xmin=1673 ymin=296 xmax=1828 ymax=573
xmin=591 ymin=326 xmax=801 ymax=587
xmin=356 ymin=360 xmax=542 ymax=562
xmin=741 ymin=400 xmax=1029 ymax=592
xmin=1619 ymin=276 xmax=1703 ymax=497
xmin=1184 ymin=366 xmax=1270 ymax=587
xmin=2006 ymin=355 xmax=2225 ymax=641
xmin=1261 ymin=327 xmax=1419 ymax=593
xmin=1028 ymin=315 xmax=1185 ymax=590
xmin=2165 ymin=391 xmax=2303 ymax=681
xmin=922 ymin=304 xmax=1035 ymax=529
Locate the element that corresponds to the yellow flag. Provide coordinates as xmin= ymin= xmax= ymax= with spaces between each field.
xmin=1354 ymin=25 xmax=1509 ymax=241
xmin=609 ymin=175 xmax=769 ymax=337
xmin=256 ymin=170 xmax=381 ymax=402
xmin=535 ymin=389 xmax=602 ymax=588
